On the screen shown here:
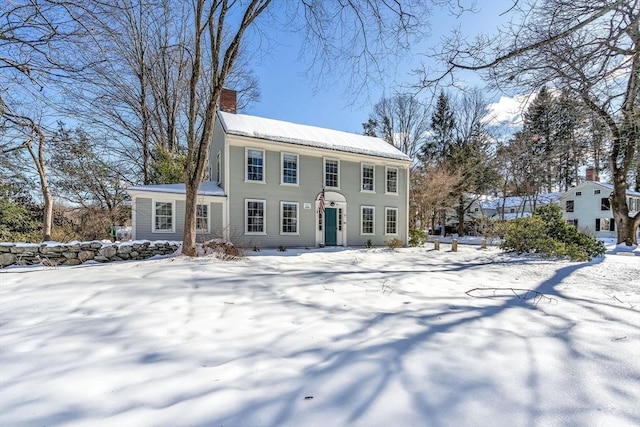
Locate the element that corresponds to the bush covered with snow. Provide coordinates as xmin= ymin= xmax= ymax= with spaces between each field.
xmin=500 ymin=204 xmax=605 ymax=261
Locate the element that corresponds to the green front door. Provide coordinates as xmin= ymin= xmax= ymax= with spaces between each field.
xmin=325 ymin=208 xmax=337 ymax=246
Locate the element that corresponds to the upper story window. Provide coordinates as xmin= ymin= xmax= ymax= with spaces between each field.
xmin=153 ymin=201 xmax=174 ymax=233
xmin=281 ymin=202 xmax=298 ymax=234
xmin=594 ymin=189 xmax=601 ymax=195
xmin=361 ymin=206 xmax=375 ymax=235
xmin=386 ymin=167 xmax=398 ymax=194
xmin=575 ymin=191 xmax=582 ymax=196
xmin=196 ymin=204 xmax=209 ymax=232
xmin=246 ymin=148 xmax=265 ymax=182
xmin=324 ymin=159 xmax=339 ymax=188
xmin=565 ymin=200 xmax=574 ymax=212
xmin=601 ymin=198 xmax=610 ymax=210
xmin=281 ymin=153 xmax=298 ymax=185
xmin=361 ymin=163 xmax=375 ymax=192
xmin=245 ymin=199 xmax=266 ymax=234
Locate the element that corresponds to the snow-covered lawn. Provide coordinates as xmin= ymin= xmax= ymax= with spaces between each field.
xmin=1 ymin=245 xmax=639 ymax=427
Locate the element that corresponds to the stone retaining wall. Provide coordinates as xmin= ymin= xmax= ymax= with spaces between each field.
xmin=0 ymin=241 xmax=180 ymax=268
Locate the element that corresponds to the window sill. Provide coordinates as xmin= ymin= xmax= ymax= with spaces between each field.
xmin=280 ymin=183 xmax=299 ymax=187
xmin=244 ymin=180 xmax=266 ymax=184
xmin=152 ymin=229 xmax=175 ymax=233
xmin=244 ymin=232 xmax=267 ymax=236
xmin=385 ymin=192 xmax=399 ymax=196
xmin=360 ymin=190 xmax=376 ymax=194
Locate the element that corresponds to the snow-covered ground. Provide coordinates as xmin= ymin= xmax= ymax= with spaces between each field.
xmin=1 ymin=244 xmax=639 ymax=427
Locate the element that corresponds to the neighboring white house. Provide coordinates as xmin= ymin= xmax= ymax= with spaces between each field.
xmin=127 ymin=89 xmax=412 ymax=248
xmin=557 ymin=181 xmax=640 ymax=239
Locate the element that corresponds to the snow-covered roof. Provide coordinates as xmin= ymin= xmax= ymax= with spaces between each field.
xmin=127 ymin=181 xmax=225 ymax=197
xmin=480 ymin=192 xmax=560 ymax=210
xmin=218 ymin=111 xmax=411 ymax=162
xmin=557 ymin=181 xmax=640 ymax=199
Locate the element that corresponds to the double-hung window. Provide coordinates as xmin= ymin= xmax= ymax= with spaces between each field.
xmin=196 ymin=204 xmax=209 ymax=232
xmin=281 ymin=153 xmax=298 ymax=185
xmin=601 ymin=198 xmax=611 ymax=210
xmin=246 ymin=148 xmax=265 ymax=182
xmin=386 ymin=167 xmax=398 ymax=194
xmin=153 ymin=201 xmax=174 ymax=233
xmin=324 ymin=159 xmax=339 ymax=188
xmin=595 ymin=218 xmax=614 ymax=232
xmin=246 ymin=199 xmax=266 ymax=234
xmin=361 ymin=163 xmax=375 ymax=192
xmin=361 ymin=206 xmax=375 ymax=235
xmin=385 ymin=207 xmax=398 ymax=235
xmin=281 ymin=202 xmax=298 ymax=234
xmin=565 ymin=200 xmax=574 ymax=213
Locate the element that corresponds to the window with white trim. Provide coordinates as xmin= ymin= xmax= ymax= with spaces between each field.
xmin=281 ymin=153 xmax=298 ymax=185
xmin=601 ymin=198 xmax=610 ymax=210
xmin=361 ymin=163 xmax=374 ymax=192
xmin=324 ymin=159 xmax=339 ymax=188
xmin=246 ymin=148 xmax=264 ymax=182
xmin=386 ymin=167 xmax=398 ymax=194
xmin=281 ymin=202 xmax=298 ymax=234
xmin=245 ymin=199 xmax=266 ymax=234
xmin=196 ymin=204 xmax=209 ymax=231
xmin=153 ymin=201 xmax=174 ymax=232
xmin=594 ymin=189 xmax=601 ymax=195
xmin=385 ymin=207 xmax=398 ymax=235
xmin=361 ymin=206 xmax=375 ymax=235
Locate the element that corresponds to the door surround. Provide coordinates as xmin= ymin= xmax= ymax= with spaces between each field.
xmin=316 ymin=191 xmax=347 ymax=246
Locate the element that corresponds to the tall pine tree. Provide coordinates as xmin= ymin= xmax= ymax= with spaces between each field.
xmin=419 ymin=91 xmax=455 ymax=166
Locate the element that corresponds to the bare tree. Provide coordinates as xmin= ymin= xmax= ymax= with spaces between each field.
xmin=421 ymin=0 xmax=640 ymax=244
xmin=2 ymin=113 xmax=53 ymax=240
xmin=363 ymin=92 xmax=430 ymax=159
xmin=1 ymin=1 xmax=98 ymax=241
xmin=411 ymin=164 xmax=462 ymax=235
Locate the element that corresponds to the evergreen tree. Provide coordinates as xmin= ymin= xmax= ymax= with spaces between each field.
xmin=419 ymin=91 xmax=455 ymax=166
xmin=522 ymin=87 xmax=555 ymax=193
xmin=553 ymin=90 xmax=584 ymax=191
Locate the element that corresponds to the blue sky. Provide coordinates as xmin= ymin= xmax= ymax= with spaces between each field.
xmin=245 ymin=1 xmax=515 ymax=134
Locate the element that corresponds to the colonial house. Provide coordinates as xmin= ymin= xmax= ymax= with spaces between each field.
xmin=127 ymin=90 xmax=411 ymax=248
xmin=557 ymin=181 xmax=640 ymax=239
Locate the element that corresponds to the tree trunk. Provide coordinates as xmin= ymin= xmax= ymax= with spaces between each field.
xmin=25 ymin=124 xmax=53 ymax=241
xmin=182 ymin=180 xmax=198 ymax=256
xmin=457 ymin=195 xmax=465 ymax=235
xmin=41 ymin=185 xmax=53 ymax=241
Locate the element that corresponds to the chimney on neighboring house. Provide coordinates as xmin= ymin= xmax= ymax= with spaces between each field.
xmin=220 ymin=88 xmax=237 ymax=114
xmin=585 ymin=167 xmax=599 ymax=182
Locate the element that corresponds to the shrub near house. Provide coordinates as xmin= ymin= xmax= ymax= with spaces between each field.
xmin=500 ymin=204 xmax=605 ymax=261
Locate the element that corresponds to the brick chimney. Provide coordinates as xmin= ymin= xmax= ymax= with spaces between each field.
xmin=585 ymin=167 xmax=599 ymax=182
xmin=220 ymin=88 xmax=237 ymax=114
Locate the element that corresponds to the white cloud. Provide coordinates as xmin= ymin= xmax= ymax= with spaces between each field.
xmin=482 ymin=94 xmax=534 ymax=127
